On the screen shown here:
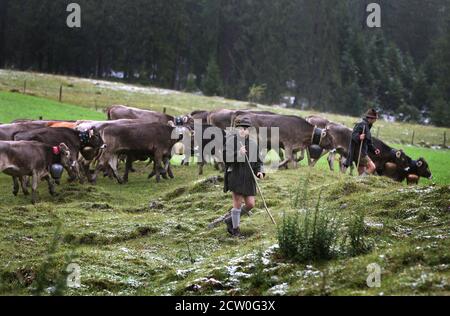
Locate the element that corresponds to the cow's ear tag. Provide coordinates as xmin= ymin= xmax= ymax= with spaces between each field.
xmin=417 ymin=161 xmax=423 ymax=168
xmin=52 ymin=146 xmax=60 ymax=155
xmin=396 ymin=151 xmax=402 ymax=159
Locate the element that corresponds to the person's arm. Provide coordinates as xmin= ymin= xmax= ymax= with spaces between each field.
xmin=351 ymin=123 xmax=364 ymax=143
xmin=250 ymin=139 xmax=265 ymax=178
xmin=223 ymin=134 xmax=242 ymax=163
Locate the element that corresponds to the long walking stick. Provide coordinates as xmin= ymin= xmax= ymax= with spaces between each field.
xmin=241 ymin=142 xmax=277 ymax=226
xmin=356 ymin=125 xmax=366 ymax=172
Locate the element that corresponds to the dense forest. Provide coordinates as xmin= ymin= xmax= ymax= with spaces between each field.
xmin=0 ymin=0 xmax=449 ymax=126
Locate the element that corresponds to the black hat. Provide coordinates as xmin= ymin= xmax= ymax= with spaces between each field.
xmin=365 ymin=108 xmax=379 ymax=119
xmin=236 ymin=117 xmax=252 ymax=128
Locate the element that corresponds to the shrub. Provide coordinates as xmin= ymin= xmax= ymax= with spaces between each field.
xmin=278 ymin=191 xmax=340 ymax=262
xmin=346 ymin=211 xmax=372 ymax=256
xmin=248 ymin=250 xmax=271 ymax=291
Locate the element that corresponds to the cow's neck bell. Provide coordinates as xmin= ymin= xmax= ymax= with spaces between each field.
xmin=50 ymin=163 xmax=64 ymax=180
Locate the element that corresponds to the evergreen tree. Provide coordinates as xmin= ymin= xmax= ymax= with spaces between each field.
xmin=202 ymin=55 xmax=223 ymax=96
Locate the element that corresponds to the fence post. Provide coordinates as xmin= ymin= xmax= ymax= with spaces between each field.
xmin=59 ymin=85 xmax=63 ymax=102
xmin=39 ymin=116 xmax=43 ymax=120
xmin=163 ymin=107 xmax=167 ymax=114
xmin=444 ymin=132 xmax=447 ymax=148
xmin=23 ymin=80 xmax=27 ymax=94
xmin=411 ymin=130 xmax=415 ymax=146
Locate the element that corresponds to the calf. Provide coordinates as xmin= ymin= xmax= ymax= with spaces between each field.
xmin=0 ymin=141 xmax=73 ymax=204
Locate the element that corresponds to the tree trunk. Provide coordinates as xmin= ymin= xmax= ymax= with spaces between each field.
xmin=0 ymin=0 xmax=9 ymax=68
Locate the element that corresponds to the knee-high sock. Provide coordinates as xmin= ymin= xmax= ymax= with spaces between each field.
xmin=231 ymin=208 xmax=241 ymax=229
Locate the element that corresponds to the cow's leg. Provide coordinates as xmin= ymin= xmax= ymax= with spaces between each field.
xmin=167 ymin=160 xmax=174 ymax=179
xmin=327 ymin=151 xmax=336 ymax=171
xmin=31 ymin=171 xmax=39 ymax=204
xmin=12 ymin=177 xmax=19 ymax=196
xmin=306 ymin=148 xmax=312 ymax=167
xmin=73 ymin=159 xmax=85 ymax=184
xmin=349 ymin=163 xmax=355 ymax=176
xmin=81 ymin=159 xmax=95 ymax=184
xmin=198 ymin=161 xmax=204 ymax=175
xmin=109 ymin=155 xmax=124 ymax=184
xmin=44 ymin=175 xmax=56 ymax=196
xmin=297 ymin=149 xmax=304 ymax=162
xmin=279 ymin=147 xmax=293 ymax=169
xmin=292 ymin=150 xmax=299 ymax=169
xmin=154 ymin=152 xmax=163 ymax=183
xmin=20 ymin=176 xmax=30 ymax=195
xmin=123 ymin=155 xmax=133 ymax=183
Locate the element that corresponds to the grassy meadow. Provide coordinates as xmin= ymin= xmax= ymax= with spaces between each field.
xmin=0 ymin=70 xmax=449 ymax=296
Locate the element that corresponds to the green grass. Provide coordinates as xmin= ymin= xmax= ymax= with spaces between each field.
xmin=0 ymin=91 xmax=105 ymax=123
xmin=0 ymin=70 xmax=449 ymax=296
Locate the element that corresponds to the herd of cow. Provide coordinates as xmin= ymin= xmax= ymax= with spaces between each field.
xmin=0 ymin=105 xmax=432 ymax=204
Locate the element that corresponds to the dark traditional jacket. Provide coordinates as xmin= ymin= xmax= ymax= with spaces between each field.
xmin=346 ymin=118 xmax=376 ymax=167
xmin=223 ymin=134 xmax=264 ymax=197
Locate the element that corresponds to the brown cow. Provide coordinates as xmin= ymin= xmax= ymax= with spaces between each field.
xmin=105 ymin=105 xmax=174 ymax=123
xmin=382 ymin=158 xmax=432 ymax=185
xmin=207 ymin=109 xmax=277 ymax=130
xmin=234 ymin=113 xmax=335 ymax=168
xmin=94 ymin=122 xmax=191 ymax=183
xmin=190 ymin=110 xmax=210 ymax=124
xmin=0 ymin=141 xmax=73 ymax=204
xmin=0 ymin=122 xmax=53 ymax=140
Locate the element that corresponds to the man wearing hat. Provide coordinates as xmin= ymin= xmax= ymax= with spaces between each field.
xmin=345 ymin=108 xmax=381 ymax=176
xmin=222 ymin=117 xmax=264 ymax=237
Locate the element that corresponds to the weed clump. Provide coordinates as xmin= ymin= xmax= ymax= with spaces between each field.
xmin=345 ymin=211 xmax=372 ymax=256
xmin=278 ymin=178 xmax=375 ymax=263
xmin=278 ymin=190 xmax=340 ymax=263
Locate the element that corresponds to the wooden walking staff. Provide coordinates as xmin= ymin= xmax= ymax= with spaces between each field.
xmin=240 ymin=142 xmax=277 ymax=226
xmin=356 ymin=125 xmax=366 ymax=172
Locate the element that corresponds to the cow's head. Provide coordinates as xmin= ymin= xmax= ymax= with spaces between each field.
xmin=80 ymin=128 xmax=104 ymax=149
xmin=59 ymin=142 xmax=85 ymax=182
xmin=170 ymin=116 xmax=194 ymax=129
xmin=392 ymin=149 xmax=409 ymax=171
xmin=318 ymin=127 xmax=334 ymax=150
xmin=415 ymin=158 xmax=432 ymax=179
xmin=88 ymin=127 xmax=104 ymax=148
xmin=57 ymin=143 xmax=73 ymax=169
